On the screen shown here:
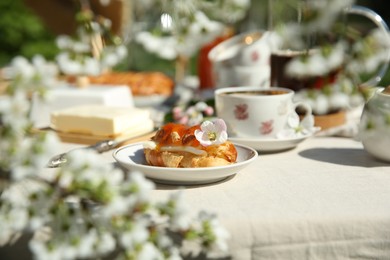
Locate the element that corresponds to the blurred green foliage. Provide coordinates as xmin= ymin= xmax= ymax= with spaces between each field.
xmin=0 ymin=0 xmax=58 ymax=66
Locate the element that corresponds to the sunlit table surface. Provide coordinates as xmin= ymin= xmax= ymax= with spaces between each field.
xmin=61 ymin=135 xmax=390 ymax=259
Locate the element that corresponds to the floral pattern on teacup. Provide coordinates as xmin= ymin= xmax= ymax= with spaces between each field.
xmin=251 ymin=51 xmax=259 ymax=63
xmin=234 ymin=104 xmax=248 ymax=120
xmin=260 ymin=120 xmax=274 ymax=135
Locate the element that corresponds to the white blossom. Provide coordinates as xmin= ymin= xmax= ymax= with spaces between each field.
xmin=77 ymin=229 xmax=99 ymax=258
xmin=96 ymin=232 xmax=116 ymax=255
xmin=326 ymin=42 xmax=346 ymax=71
xmin=0 ymin=206 xmax=29 ymax=234
xmin=286 ymin=44 xmax=345 ymax=79
xmin=73 ymin=41 xmax=91 ymax=53
xmin=304 ymin=0 xmax=353 ymax=33
xmin=277 ymin=24 xmax=305 ymax=51
xmin=101 ymin=194 xmax=135 ymax=217
xmin=277 ymin=112 xmax=317 ymax=139
xmin=29 ymin=239 xmax=62 ymax=260
xmin=101 ymin=52 xmax=119 ymax=68
xmin=181 ymin=210 xmax=230 ymax=257
xmin=329 ymin=92 xmax=350 ymax=111
xmin=207 ymin=218 xmax=230 ymax=255
xmin=0 ymin=91 xmax=30 ymax=131
xmin=55 ymin=15 xmax=127 ymax=77
xmin=181 ymin=238 xmax=203 ymax=257
xmin=312 ymin=93 xmax=330 ymax=115
xmin=137 ymin=242 xmax=164 ymax=260
xmin=116 ymin=45 xmax=128 ymax=59
xmin=29 ymin=216 xmax=48 ymax=231
xmin=194 ymin=119 xmax=228 ymax=146
xmin=195 ymin=101 xmax=208 ymax=111
xmin=56 ymin=35 xmax=73 ymax=49
xmin=9 ymin=56 xmax=35 ymax=80
xmin=83 ymin=57 xmax=101 ymax=76
xmin=128 ymin=171 xmax=155 ymax=202
xmin=120 ymin=219 xmax=149 ymax=249
xmin=58 ymin=171 xmax=74 ymax=189
xmin=1 ymin=8 xmax=231 ymax=260
xmin=136 ymin=9 xmax=223 ymax=59
xmin=200 ymin=0 xmax=251 ymax=24
xmin=168 ymin=190 xmax=191 ymax=230
xmin=60 ymin=244 xmax=78 ymax=260
xmin=56 ymin=53 xmax=83 ymax=75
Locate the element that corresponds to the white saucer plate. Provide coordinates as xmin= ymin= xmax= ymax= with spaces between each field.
xmin=113 ymin=142 xmax=258 ymax=185
xmin=229 ymin=133 xmax=313 ymax=152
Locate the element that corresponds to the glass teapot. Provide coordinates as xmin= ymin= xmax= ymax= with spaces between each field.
xmin=358 ymin=87 xmax=390 ymax=162
xmin=269 ymin=3 xmax=390 ymax=92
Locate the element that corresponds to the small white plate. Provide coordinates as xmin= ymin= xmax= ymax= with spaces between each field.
xmin=134 ymin=95 xmax=169 ymax=107
xmin=113 ymin=142 xmax=258 ymax=185
xmin=229 ymin=133 xmax=313 ymax=152
xmin=134 ymin=93 xmax=179 ymax=107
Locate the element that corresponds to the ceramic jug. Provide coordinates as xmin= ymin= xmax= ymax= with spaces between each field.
xmin=358 ymin=87 xmax=390 ymax=162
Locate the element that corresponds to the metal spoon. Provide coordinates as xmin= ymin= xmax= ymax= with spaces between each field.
xmin=46 ymin=132 xmax=154 ymax=168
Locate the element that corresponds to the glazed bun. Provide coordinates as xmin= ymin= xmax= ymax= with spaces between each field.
xmin=143 ymin=122 xmax=237 ymax=168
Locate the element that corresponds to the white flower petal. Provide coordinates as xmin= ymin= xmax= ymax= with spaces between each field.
xmin=287 ymin=113 xmax=300 ymax=128
xmin=216 ymin=131 xmax=228 ymax=144
xmin=213 ymin=119 xmax=227 ymax=132
xmin=301 ymin=114 xmax=315 ymax=130
xmin=200 ymin=120 xmax=215 ymax=133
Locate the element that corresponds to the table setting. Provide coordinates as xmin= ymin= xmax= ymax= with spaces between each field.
xmin=1 ymin=0 xmax=390 ymax=259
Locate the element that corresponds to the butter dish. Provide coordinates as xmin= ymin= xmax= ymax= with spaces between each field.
xmin=30 ymin=84 xmax=133 ymax=128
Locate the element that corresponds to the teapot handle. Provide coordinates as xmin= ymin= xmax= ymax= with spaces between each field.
xmin=346 ymin=5 xmax=390 ymax=87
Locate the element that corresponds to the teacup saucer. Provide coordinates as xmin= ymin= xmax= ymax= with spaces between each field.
xmin=229 ymin=133 xmax=313 ymax=152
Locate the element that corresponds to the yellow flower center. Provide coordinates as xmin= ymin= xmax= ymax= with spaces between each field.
xmin=207 ymin=131 xmax=217 ymax=141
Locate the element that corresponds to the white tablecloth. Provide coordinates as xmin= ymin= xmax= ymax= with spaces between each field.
xmin=4 ymin=136 xmax=390 ymax=259
xmin=128 ymin=137 xmax=390 ymax=260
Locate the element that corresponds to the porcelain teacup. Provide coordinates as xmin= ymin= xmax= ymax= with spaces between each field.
xmin=208 ymin=31 xmax=272 ymax=88
xmin=215 ymin=86 xmax=314 ymax=139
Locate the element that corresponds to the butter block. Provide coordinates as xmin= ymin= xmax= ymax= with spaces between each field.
xmin=51 ymin=105 xmax=152 ymax=137
xmin=30 ymin=84 xmax=133 ymax=128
